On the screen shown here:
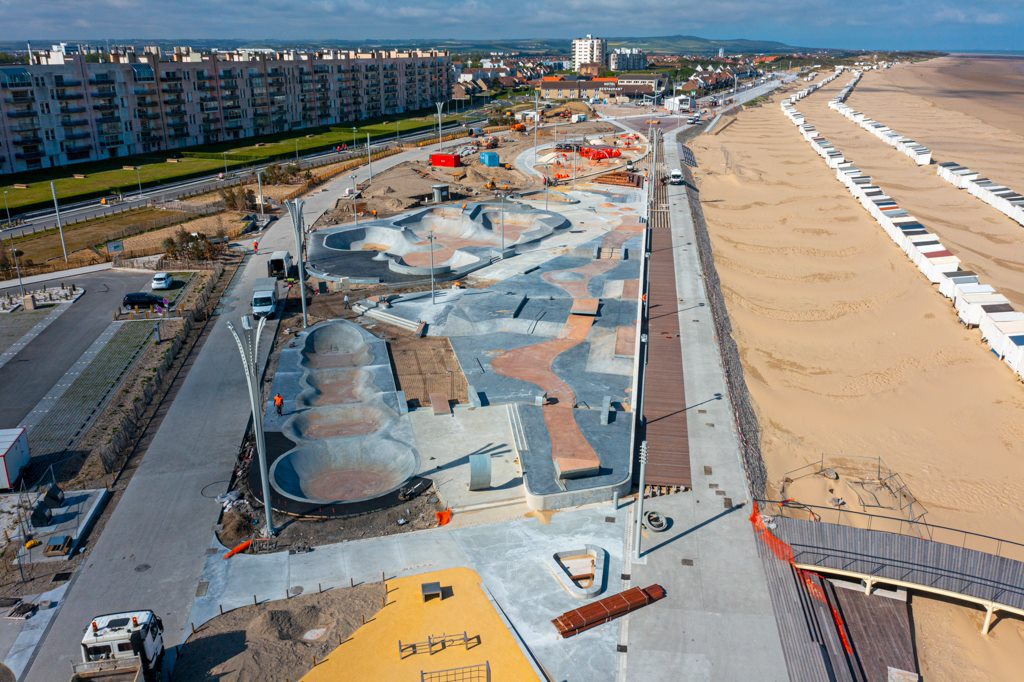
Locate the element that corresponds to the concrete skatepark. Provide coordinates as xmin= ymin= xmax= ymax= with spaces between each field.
xmin=306 ymin=202 xmax=570 ymax=283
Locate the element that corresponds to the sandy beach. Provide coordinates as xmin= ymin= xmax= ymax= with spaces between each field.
xmin=690 ymin=62 xmax=1024 ymax=679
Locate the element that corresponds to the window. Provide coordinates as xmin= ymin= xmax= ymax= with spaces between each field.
xmin=85 ymin=645 xmax=112 ymax=657
xmin=117 ymin=642 xmax=134 ymax=653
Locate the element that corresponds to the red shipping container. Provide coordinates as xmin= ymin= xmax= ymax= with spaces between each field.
xmin=430 ymin=153 xmax=461 ymax=167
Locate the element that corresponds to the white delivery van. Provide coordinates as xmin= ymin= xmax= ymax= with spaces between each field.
xmin=669 ymin=169 xmax=684 ymax=185
xmin=251 ymin=277 xmax=280 ymax=318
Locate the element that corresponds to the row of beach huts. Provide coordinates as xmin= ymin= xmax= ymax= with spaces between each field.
xmin=827 ymin=71 xmax=1024 ymax=226
xmin=780 ymin=72 xmax=1024 ymax=379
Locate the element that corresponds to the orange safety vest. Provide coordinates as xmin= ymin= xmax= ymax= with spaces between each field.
xmin=273 ymin=394 xmax=283 ymax=407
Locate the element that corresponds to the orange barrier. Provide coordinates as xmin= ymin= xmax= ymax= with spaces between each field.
xmin=223 ymin=539 xmax=252 ymax=559
xmin=435 ymin=509 xmax=452 ymax=526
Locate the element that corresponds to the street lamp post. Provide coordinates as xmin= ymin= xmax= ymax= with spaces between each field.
xmin=633 ymin=441 xmax=648 ymax=560
xmin=428 ymin=225 xmax=436 ymax=305
xmin=533 ymin=88 xmax=540 ymax=166
xmin=49 ymin=182 xmax=68 ymax=263
xmin=286 ymin=199 xmax=309 ymax=328
xmin=4 ymin=191 xmax=24 ymax=297
xmin=294 ymin=139 xmax=299 ymax=162
xmin=227 ymin=314 xmax=275 ymax=537
xmin=435 ymin=101 xmax=444 ymax=149
xmin=350 ymin=174 xmax=359 ymax=225
xmin=366 ymin=132 xmax=372 ymax=180
xmin=135 ymin=168 xmax=143 ymax=198
xmin=222 ymin=151 xmax=227 ymax=174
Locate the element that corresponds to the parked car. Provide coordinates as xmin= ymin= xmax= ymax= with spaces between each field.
xmin=122 ymin=292 xmax=164 ymax=309
xmin=150 ymin=272 xmax=173 ymax=290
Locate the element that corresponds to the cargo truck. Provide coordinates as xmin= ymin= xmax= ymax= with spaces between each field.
xmin=70 ymin=611 xmax=164 ymax=682
xmin=251 ymin=277 xmax=280 ymax=318
xmin=267 ymin=250 xmax=293 ymax=279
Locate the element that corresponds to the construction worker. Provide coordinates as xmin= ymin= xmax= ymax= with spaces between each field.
xmin=252 ymin=241 xmax=259 ymax=254
xmin=274 ymin=393 xmax=283 ymax=416
xmin=343 ymin=293 xmax=350 ymax=310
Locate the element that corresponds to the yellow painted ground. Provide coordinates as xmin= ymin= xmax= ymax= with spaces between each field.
xmin=302 ymin=567 xmax=538 ymax=681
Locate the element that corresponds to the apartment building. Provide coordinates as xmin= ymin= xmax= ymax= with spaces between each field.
xmin=572 ymin=35 xmax=607 ymax=72
xmin=609 ymin=48 xmax=647 ymax=72
xmin=0 ymin=45 xmax=451 ymax=175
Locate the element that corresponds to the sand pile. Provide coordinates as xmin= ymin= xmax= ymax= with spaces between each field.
xmin=173 ymin=582 xmax=385 ymax=681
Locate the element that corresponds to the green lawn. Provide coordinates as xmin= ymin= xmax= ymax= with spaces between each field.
xmin=1 ymin=111 xmax=475 ymax=213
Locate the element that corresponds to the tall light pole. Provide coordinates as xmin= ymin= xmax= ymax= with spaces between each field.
xmin=294 ymin=139 xmax=299 ymax=162
xmin=350 ymin=174 xmax=359 ymax=225
xmin=222 ymin=151 xmax=227 ymax=175
xmin=4 ymin=191 xmax=24 ymax=297
xmin=435 ymin=101 xmax=444 ymax=149
xmin=428 ymin=224 xmax=436 ymax=305
xmin=366 ymin=132 xmax=372 ymax=180
xmin=256 ymin=169 xmax=265 ymax=217
xmin=49 ymin=182 xmax=68 ymax=263
xmin=286 ymin=199 xmax=309 ymax=328
xmin=135 ymin=167 xmax=143 ymax=198
xmin=633 ymin=441 xmax=648 ymax=560
xmin=533 ymin=87 xmax=540 ymax=166
xmin=227 ymin=314 xmax=274 ymax=537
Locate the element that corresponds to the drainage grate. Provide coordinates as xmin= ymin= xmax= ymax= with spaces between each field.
xmin=724 ymin=498 xmax=733 ymax=508
xmin=617 ymin=644 xmax=628 ymax=653
xmin=704 ymin=466 xmax=713 ymax=475
xmin=195 ymin=581 xmax=209 ymax=598
xmin=681 ymin=559 xmax=694 ymax=567
xmin=715 ymin=490 xmax=726 ymax=496
xmin=605 ymin=516 xmax=616 ymax=523
xmin=620 ymin=573 xmax=630 ymax=581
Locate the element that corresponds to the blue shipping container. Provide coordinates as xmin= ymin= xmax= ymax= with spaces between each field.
xmin=480 ymin=151 xmax=500 ymax=167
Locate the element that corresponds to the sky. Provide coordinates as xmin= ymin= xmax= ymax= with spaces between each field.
xmin=0 ymin=0 xmax=1021 ymax=51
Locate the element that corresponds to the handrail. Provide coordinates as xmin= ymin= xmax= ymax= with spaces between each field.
xmin=755 ymin=498 xmax=1024 ymax=555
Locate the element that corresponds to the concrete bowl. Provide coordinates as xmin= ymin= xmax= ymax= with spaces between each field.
xmin=299 ymin=322 xmax=373 ymax=369
xmin=270 ymin=437 xmax=419 ymax=505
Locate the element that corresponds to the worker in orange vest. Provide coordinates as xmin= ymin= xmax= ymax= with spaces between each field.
xmin=252 ymin=241 xmax=259 ymax=254
xmin=273 ymin=393 xmax=283 ymax=416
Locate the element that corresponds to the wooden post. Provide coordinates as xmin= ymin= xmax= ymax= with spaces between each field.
xmin=253 ymin=594 xmax=257 ymax=606
xmin=190 ymin=622 xmax=196 ymax=634
xmin=219 ymin=604 xmax=223 ymax=615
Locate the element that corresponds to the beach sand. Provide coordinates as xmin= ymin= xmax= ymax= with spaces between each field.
xmin=690 ymin=62 xmax=1024 ymax=679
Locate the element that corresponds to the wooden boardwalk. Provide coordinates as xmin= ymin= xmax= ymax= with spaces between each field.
xmin=641 ymin=135 xmax=691 ymax=488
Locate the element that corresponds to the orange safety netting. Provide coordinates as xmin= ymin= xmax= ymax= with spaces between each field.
xmin=749 ymin=502 xmax=853 ymax=655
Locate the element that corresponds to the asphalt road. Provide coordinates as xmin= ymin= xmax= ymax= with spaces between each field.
xmin=0 ymin=271 xmax=150 ymax=429
xmin=23 ymin=133 xmax=483 ymax=682
xmin=2 ymin=118 xmax=486 ymax=239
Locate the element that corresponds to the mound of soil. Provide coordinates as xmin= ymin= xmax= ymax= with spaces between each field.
xmin=173 ymin=582 xmax=385 ymax=681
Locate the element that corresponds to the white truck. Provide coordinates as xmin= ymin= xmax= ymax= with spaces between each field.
xmin=669 ymin=169 xmax=684 ymax=185
xmin=251 ymin=277 xmax=280 ymax=318
xmin=571 ymin=113 xmax=587 ymax=123
xmin=266 ymin=250 xmax=293 ymax=279
xmin=70 ymin=611 xmax=165 ymax=682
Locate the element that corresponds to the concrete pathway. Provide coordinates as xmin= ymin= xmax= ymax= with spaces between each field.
xmin=0 ymin=291 xmax=82 ymax=372
xmin=22 ymin=133 xmax=510 ymax=682
xmin=0 ymin=263 xmax=112 ymax=291
xmin=615 ymin=128 xmax=788 ymax=681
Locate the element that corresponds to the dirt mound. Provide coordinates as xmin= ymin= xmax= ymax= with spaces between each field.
xmin=173 ymin=582 xmax=385 ymax=681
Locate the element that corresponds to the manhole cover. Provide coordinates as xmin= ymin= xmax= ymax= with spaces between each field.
xmin=302 ymin=628 xmax=327 ymax=641
xmin=134 ymin=563 xmax=151 ymax=573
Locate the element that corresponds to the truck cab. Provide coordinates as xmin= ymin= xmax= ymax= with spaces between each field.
xmin=72 ymin=610 xmax=164 ymax=681
xmin=251 ymin=277 xmax=280 ymax=318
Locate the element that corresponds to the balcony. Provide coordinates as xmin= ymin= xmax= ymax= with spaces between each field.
xmin=6 ymin=110 xmax=38 ymax=119
xmin=93 ymin=103 xmax=117 ymax=112
xmin=161 ymin=86 xmax=184 ymax=95
xmin=16 ymin=150 xmax=44 ymax=160
xmin=99 ymin=136 xmax=122 ymax=147
xmin=163 ymin=96 xmax=185 ymax=106
xmin=56 ymin=92 xmax=85 ymax=100
xmin=136 ymin=112 xmax=160 ymax=120
xmin=64 ymin=131 xmax=91 ymax=140
xmin=59 ymin=105 xmax=86 ymax=114
xmin=13 ymin=135 xmax=42 ymax=145
xmin=89 ymin=77 xmax=115 ymax=85
xmin=137 ymin=99 xmax=159 ymax=108
xmin=96 ymin=115 xmax=121 ymax=124
xmin=61 ymin=118 xmax=89 ymax=127
xmin=55 ymin=79 xmax=82 ymax=87
xmin=161 ymin=74 xmax=183 ymax=82
xmin=165 ymin=107 xmax=186 ymax=116
xmin=5 ymin=95 xmax=34 ymax=104
xmin=66 ymin=143 xmax=92 ymax=152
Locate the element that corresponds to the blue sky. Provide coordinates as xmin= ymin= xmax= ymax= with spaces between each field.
xmin=0 ymin=0 xmax=1020 ymax=51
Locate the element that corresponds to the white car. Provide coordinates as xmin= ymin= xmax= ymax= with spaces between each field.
xmin=150 ymin=272 xmax=173 ymax=290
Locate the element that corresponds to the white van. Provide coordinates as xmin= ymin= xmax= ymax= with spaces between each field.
xmin=251 ymin=277 xmax=279 ymax=318
xmin=669 ymin=169 xmax=684 ymax=185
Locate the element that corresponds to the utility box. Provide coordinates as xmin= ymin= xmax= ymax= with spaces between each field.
xmin=0 ymin=429 xmax=29 ymax=490
xmin=430 ymin=153 xmax=461 ymax=167
xmin=479 ymin=151 xmax=500 ymax=167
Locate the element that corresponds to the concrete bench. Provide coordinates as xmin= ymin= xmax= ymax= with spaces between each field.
xmin=430 ymin=393 xmax=451 ymax=416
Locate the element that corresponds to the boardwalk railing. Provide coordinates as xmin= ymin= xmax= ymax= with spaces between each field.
xmin=756 ymin=499 xmax=1024 ymax=633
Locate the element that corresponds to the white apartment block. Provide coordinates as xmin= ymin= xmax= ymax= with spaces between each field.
xmin=572 ymin=35 xmax=607 ymax=71
xmin=609 ymin=48 xmax=647 ymax=72
xmin=0 ymin=45 xmax=452 ymax=175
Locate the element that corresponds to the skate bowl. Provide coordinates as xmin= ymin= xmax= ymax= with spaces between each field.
xmin=264 ymin=320 xmax=421 ymax=508
xmin=307 ymin=202 xmax=570 ymax=283
xmin=270 ymin=435 xmax=418 ymax=505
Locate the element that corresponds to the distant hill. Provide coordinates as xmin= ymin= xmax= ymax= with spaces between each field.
xmin=0 ymin=35 xmax=823 ymax=57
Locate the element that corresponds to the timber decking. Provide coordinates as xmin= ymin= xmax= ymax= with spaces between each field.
xmin=832 ymin=582 xmax=918 ymax=681
xmin=642 ymin=146 xmax=692 ymax=488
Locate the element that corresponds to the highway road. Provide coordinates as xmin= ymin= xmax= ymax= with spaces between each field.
xmin=1 ymin=117 xmax=486 ymax=239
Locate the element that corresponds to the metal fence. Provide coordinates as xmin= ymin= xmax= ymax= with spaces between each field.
xmin=680 ymin=151 xmax=768 ymax=499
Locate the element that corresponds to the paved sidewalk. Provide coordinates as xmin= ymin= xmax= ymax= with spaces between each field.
xmin=617 ymin=128 xmax=788 ymax=681
xmin=0 ymin=263 xmax=112 ymax=290
xmin=0 ymin=292 xmax=82 ymax=372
